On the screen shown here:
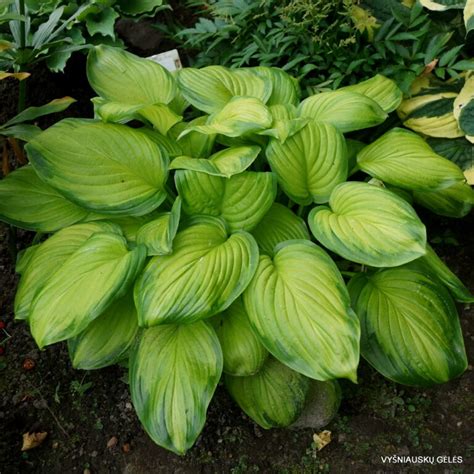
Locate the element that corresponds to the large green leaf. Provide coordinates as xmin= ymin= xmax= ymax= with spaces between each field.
xmin=14 ymin=222 xmax=121 ymax=321
xmin=30 ymin=232 xmax=146 ymax=348
xmin=298 ymin=90 xmax=387 ymax=133
xmin=68 ymin=293 xmax=138 ymax=370
xmin=211 ymin=298 xmax=268 ymax=376
xmin=225 ymin=357 xmax=310 ymax=429
xmin=129 ymin=321 xmax=222 ymax=454
xmin=265 ymin=121 xmax=348 ymax=205
xmin=341 ymin=74 xmax=403 ymax=113
xmin=413 ymin=181 xmax=474 ymax=217
xmin=26 ymin=119 xmax=169 ymax=216
xmin=181 ymin=97 xmax=272 ymax=138
xmin=252 ymin=67 xmax=300 ymax=106
xmin=348 ymin=268 xmax=467 ymax=386
xmin=134 ymin=216 xmax=259 ymax=326
xmin=136 ymin=197 xmax=181 ymax=256
xmin=170 ymin=146 xmax=260 ymax=178
xmin=0 ymin=165 xmax=90 ymax=232
xmin=243 ymin=240 xmax=360 ymax=381
xmin=308 ymin=182 xmax=426 ymax=267
xmin=407 ymin=244 xmax=474 ymax=303
xmin=357 ymin=128 xmax=466 ymax=191
xmin=175 ymin=171 xmax=276 ymax=232
xmin=251 ymin=203 xmax=310 ymax=256
xmin=177 ymin=66 xmax=272 ymax=114
xmin=116 ymin=0 xmax=163 ymax=15
xmin=87 ymin=45 xmax=176 ymax=105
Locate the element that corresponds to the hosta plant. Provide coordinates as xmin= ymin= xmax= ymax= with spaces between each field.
xmin=1 ymin=45 xmax=473 ymax=455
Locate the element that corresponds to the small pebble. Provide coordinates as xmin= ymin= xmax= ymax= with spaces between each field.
xmin=122 ymin=443 xmax=131 ymax=453
xmin=107 ymin=436 xmax=118 ymax=449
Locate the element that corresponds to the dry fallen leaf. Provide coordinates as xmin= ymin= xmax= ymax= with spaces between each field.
xmin=107 ymin=436 xmax=118 ymax=449
xmin=21 ymin=431 xmax=48 ymax=451
xmin=313 ymin=430 xmax=332 ymax=451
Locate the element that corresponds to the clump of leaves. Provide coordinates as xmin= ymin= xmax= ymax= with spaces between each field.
xmin=162 ymin=0 xmax=473 ymax=94
xmin=1 ymin=46 xmax=473 ymax=455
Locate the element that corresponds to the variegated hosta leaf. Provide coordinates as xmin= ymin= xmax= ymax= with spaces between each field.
xmin=136 ymin=103 xmax=183 ymax=135
xmin=15 ymin=244 xmax=40 ymax=275
xmin=138 ymin=128 xmax=183 ymax=158
xmin=169 ymin=146 xmax=260 ymax=178
xmin=244 ymin=240 xmax=360 ymax=381
xmin=0 ymin=165 xmax=90 ymax=232
xmin=170 ymin=116 xmax=215 ymax=158
xmin=298 ymin=90 xmax=387 ymax=133
xmin=68 ymin=293 xmax=138 ymax=370
xmin=105 ymin=214 xmax=159 ymax=243
xmin=15 ymin=222 xmax=122 ymax=320
xmin=252 ymin=66 xmax=300 ymax=106
xmin=265 ymin=121 xmax=348 ymax=205
xmin=26 ymin=119 xmax=169 ymax=216
xmin=87 ymin=45 xmax=177 ymax=105
xmin=134 ymin=216 xmax=259 ymax=326
xmin=341 ymin=74 xmax=403 ymax=113
xmin=454 ymin=74 xmax=474 ymax=142
xmin=251 ymin=203 xmax=310 ymax=256
xmin=419 ymin=0 xmax=465 ymax=11
xmin=130 ymin=322 xmax=223 ymax=455
xmin=212 ymin=298 xmax=268 ymax=376
xmin=177 ymin=65 xmax=272 ymax=114
xmin=465 ymin=0 xmax=474 ymax=33
xmin=136 ymin=197 xmax=181 ymax=256
xmin=357 ymin=128 xmax=465 ymax=191
xmin=407 ymin=244 xmax=474 ymax=303
xmin=413 ymin=181 xmax=474 ymax=217
xmin=30 ymin=233 xmax=146 ymax=348
xmin=180 ymin=97 xmax=272 ymax=138
xmin=398 ymin=92 xmax=463 ymax=138
xmin=428 ymin=137 xmax=474 ymax=184
xmin=225 ymin=357 xmax=310 ymax=429
xmin=348 ymin=269 xmax=467 ymax=386
xmin=308 ymin=182 xmax=426 ymax=267
xmin=175 ymin=170 xmax=277 ymax=232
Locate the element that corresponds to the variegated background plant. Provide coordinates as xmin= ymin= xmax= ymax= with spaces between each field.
xmin=0 ymin=45 xmax=473 ymax=455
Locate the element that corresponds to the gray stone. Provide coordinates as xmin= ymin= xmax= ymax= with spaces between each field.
xmin=290 ymin=379 xmax=341 ymax=429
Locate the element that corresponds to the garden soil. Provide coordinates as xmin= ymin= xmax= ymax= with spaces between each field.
xmin=0 ymin=56 xmax=473 ymax=474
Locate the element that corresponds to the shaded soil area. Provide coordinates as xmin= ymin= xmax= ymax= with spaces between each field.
xmin=0 ymin=55 xmax=473 ymax=474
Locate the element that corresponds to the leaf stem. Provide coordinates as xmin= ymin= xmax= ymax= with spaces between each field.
xmin=297 ymin=204 xmax=306 ymax=217
xmin=17 ymin=0 xmax=27 ymax=113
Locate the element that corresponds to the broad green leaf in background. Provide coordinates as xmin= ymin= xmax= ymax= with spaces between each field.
xmin=251 ymin=203 xmax=310 ymax=256
xmin=413 ymin=181 xmax=474 ymax=217
xmin=26 ymin=119 xmax=169 ymax=216
xmin=407 ymin=244 xmax=474 ymax=303
xmin=341 ymin=74 xmax=403 ymax=113
xmin=0 ymin=166 xmax=90 ymax=232
xmin=244 ymin=240 xmax=360 ymax=382
xmin=298 ymin=90 xmax=387 ymax=133
xmin=116 ymin=0 xmax=164 ymax=15
xmin=454 ymin=74 xmax=474 ymax=142
xmin=357 ymin=128 xmax=466 ymax=191
xmin=84 ymin=7 xmax=119 ymax=39
xmin=87 ymin=45 xmax=177 ymax=105
xmin=14 ymin=222 xmax=122 ymax=320
xmin=348 ymin=269 xmax=467 ymax=386
xmin=252 ymin=66 xmax=300 ymax=106
xmin=464 ymin=0 xmax=474 ymax=33
xmin=135 ymin=216 xmax=259 ymax=326
xmin=225 ymin=358 xmax=310 ymax=429
xmin=212 ymin=298 xmax=268 ymax=376
xmin=181 ymin=97 xmax=272 ymax=138
xmin=265 ymin=121 xmax=348 ymax=205
xmin=428 ymin=137 xmax=474 ymax=184
xmin=170 ymin=146 xmax=260 ymax=178
xmin=177 ymin=66 xmax=271 ymax=114
xmin=129 ymin=322 xmax=222 ymax=454
xmin=309 ymin=182 xmax=427 ymax=267
xmin=136 ymin=197 xmax=181 ymax=256
xmin=30 ymin=232 xmax=146 ymax=348
xmin=175 ymin=171 xmax=276 ymax=232
xmin=419 ymin=0 xmax=465 ymax=10
xmin=0 ymin=124 xmax=42 ymax=142
xmin=68 ymin=293 xmax=139 ymax=370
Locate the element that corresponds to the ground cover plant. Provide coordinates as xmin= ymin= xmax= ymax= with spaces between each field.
xmin=0 ymin=45 xmax=473 ymax=456
xmin=164 ymin=0 xmax=474 ymax=94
